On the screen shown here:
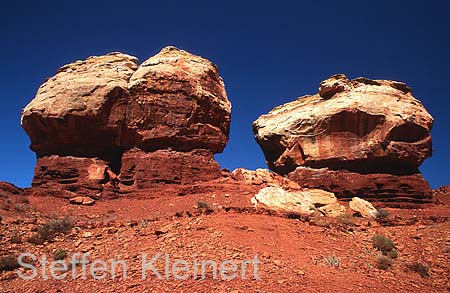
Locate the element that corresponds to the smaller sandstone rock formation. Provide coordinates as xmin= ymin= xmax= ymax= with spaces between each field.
xmin=251 ymin=186 xmax=345 ymax=217
xmin=253 ymin=74 xmax=434 ymax=205
xmin=349 ymin=197 xmax=378 ymax=219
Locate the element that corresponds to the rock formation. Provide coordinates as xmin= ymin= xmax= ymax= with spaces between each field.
xmin=21 ymin=47 xmax=231 ymax=198
xmin=253 ymin=74 xmax=434 ymax=205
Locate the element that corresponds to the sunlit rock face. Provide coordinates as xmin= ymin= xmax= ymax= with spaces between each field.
xmin=253 ymin=74 xmax=434 ymax=205
xmin=21 ymin=47 xmax=231 ymax=197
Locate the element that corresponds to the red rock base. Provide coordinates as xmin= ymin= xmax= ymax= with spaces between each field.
xmin=288 ymin=167 xmax=433 ymax=206
xmin=32 ymin=155 xmax=111 ymax=194
xmin=119 ymin=148 xmax=221 ymax=189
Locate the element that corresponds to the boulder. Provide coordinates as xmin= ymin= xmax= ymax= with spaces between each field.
xmin=251 ymin=186 xmax=315 ymax=214
xmin=126 ymin=46 xmax=231 ymax=153
xmin=318 ymin=203 xmax=347 ymax=217
xmin=251 ymin=186 xmax=340 ymax=215
xmin=253 ymin=74 xmax=433 ymax=204
xmin=349 ymin=197 xmax=378 ymax=219
xmin=69 ymin=196 xmax=96 ymax=206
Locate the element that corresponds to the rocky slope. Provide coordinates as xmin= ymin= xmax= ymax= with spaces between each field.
xmin=253 ymin=74 xmax=434 ymax=205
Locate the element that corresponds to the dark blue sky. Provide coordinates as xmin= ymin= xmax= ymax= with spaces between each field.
xmin=1 ymin=1 xmax=449 ymax=188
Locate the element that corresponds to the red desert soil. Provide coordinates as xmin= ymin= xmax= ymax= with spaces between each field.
xmin=1 ymin=183 xmax=449 ymax=293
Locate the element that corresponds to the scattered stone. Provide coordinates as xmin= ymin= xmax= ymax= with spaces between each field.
xmin=69 ymin=196 xmax=95 ymax=206
xmin=349 ymin=197 xmax=378 ymax=218
xmin=318 ymin=203 xmax=347 ymax=217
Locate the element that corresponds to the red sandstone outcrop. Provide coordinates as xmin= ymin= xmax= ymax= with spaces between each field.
xmin=21 ymin=47 xmax=231 ymax=198
xmin=253 ymin=74 xmax=434 ymax=204
xmin=119 ymin=149 xmax=222 ymax=190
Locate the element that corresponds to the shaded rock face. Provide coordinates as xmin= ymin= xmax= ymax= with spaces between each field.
xmin=288 ymin=167 xmax=433 ymax=205
xmin=253 ymin=74 xmax=433 ymax=204
xmin=119 ymin=149 xmax=221 ymax=189
xmin=21 ymin=47 xmax=231 ymax=196
xmin=32 ymin=156 xmax=110 ymax=194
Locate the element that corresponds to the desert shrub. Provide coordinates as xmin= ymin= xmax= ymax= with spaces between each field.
xmin=27 ymin=234 xmax=44 ymax=245
xmin=196 ymin=201 xmax=210 ymax=209
xmin=376 ymin=255 xmax=392 ymax=270
xmin=38 ymin=216 xmax=73 ymax=240
xmin=14 ymin=203 xmax=26 ymax=213
xmin=19 ymin=197 xmax=30 ymax=204
xmin=372 ymin=235 xmax=396 ymax=254
xmin=312 ymin=215 xmax=331 ymax=228
xmin=336 ymin=214 xmax=356 ymax=226
xmin=375 ymin=208 xmax=390 ymax=220
xmin=10 ymin=230 xmax=22 ymax=244
xmin=28 ymin=216 xmax=73 ymax=243
xmin=322 ymin=254 xmax=340 ymax=267
xmin=285 ymin=211 xmax=303 ymax=220
xmin=54 ymin=249 xmax=68 ymax=261
xmin=407 ymin=262 xmax=430 ymax=278
xmin=385 ymin=249 xmax=398 ymax=259
xmin=140 ymin=219 xmax=149 ymax=229
xmin=0 ymin=255 xmax=19 ymax=271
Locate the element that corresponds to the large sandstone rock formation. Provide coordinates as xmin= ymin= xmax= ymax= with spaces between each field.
xmin=126 ymin=47 xmax=231 ymax=153
xmin=21 ymin=47 xmax=231 ymax=197
xmin=253 ymin=74 xmax=434 ymax=205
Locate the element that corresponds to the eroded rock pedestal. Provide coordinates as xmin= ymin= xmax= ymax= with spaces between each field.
xmin=253 ymin=74 xmax=434 ymax=205
xmin=21 ymin=47 xmax=231 ymax=198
